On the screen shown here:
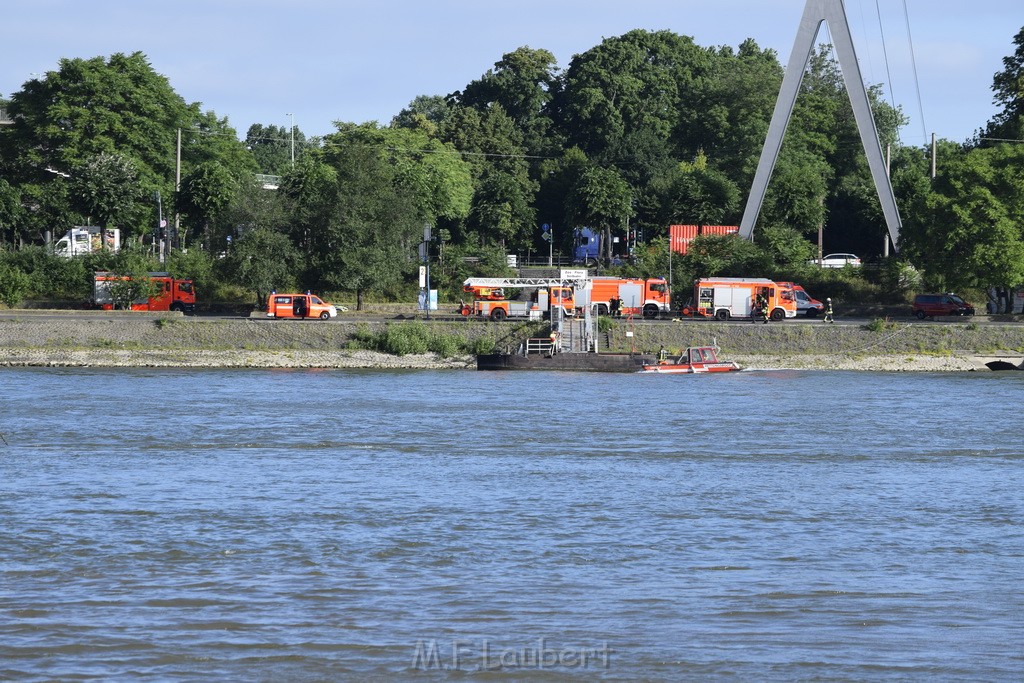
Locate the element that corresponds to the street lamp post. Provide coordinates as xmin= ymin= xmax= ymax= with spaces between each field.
xmin=287 ymin=113 xmax=295 ymax=167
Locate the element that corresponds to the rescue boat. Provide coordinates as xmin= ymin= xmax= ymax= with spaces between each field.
xmin=639 ymin=346 xmax=741 ymax=374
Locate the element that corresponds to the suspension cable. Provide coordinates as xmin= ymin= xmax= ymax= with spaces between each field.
xmin=856 ymin=0 xmax=877 ymax=85
xmin=874 ymin=0 xmax=898 ymax=112
xmin=901 ymin=0 xmax=928 ymax=142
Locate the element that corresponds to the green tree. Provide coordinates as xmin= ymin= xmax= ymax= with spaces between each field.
xmin=656 ymin=153 xmax=741 ymax=227
xmin=392 ymin=95 xmax=452 ymax=131
xmin=246 ymin=123 xmax=306 ymax=175
xmin=224 ymin=227 xmax=300 ymax=307
xmin=1 ymin=52 xmax=193 ymax=183
xmin=984 ymin=25 xmax=1024 ymax=142
xmin=681 ymin=233 xmax=771 ymax=280
xmin=455 ymin=46 xmax=559 ymax=155
xmin=759 ymin=149 xmax=831 ymax=237
xmin=0 ymin=52 xmax=252 ymax=248
xmin=178 ymin=162 xmax=237 ymax=250
xmin=69 ymin=152 xmax=141 ymax=229
xmin=681 ymin=40 xmax=783 ymax=185
xmin=903 ymin=142 xmax=1024 ymax=291
xmin=288 ymin=147 xmax=418 ymax=309
xmin=0 ymin=53 xmax=194 ymax=242
xmin=0 ymin=179 xmax=24 ymax=247
xmin=441 ymin=104 xmax=535 ymax=248
xmin=285 ymin=121 xmax=471 ymax=309
xmin=566 ymin=165 xmax=633 ymax=262
xmin=166 ymin=247 xmax=215 ymax=301
xmin=555 ymin=30 xmax=714 ymax=158
xmin=327 ymin=123 xmax=472 ymax=228
xmin=533 ymin=147 xmax=591 ymax=256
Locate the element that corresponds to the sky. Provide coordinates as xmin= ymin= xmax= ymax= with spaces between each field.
xmin=2 ymin=0 xmax=1020 ymax=148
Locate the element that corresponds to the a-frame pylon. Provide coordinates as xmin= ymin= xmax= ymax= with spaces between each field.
xmin=738 ymin=0 xmax=902 ymax=250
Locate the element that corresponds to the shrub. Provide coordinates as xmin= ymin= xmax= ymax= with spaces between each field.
xmin=0 ymin=262 xmax=31 ymax=307
xmin=428 ymin=333 xmax=461 ymax=358
xmin=467 ymin=336 xmax=496 ymax=355
xmin=379 ymin=322 xmax=430 ymax=355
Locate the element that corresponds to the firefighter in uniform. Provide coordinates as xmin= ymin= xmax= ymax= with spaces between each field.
xmin=823 ymin=297 xmax=834 ymax=324
xmin=756 ymin=293 xmax=769 ymax=323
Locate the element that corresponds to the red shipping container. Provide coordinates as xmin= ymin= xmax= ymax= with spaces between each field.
xmin=701 ymin=225 xmax=739 ymax=237
xmin=669 ymin=224 xmax=699 ymax=255
xmin=668 ymin=225 xmax=739 ymax=254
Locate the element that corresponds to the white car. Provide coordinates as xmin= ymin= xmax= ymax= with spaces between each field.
xmin=812 ymin=253 xmax=861 ymax=268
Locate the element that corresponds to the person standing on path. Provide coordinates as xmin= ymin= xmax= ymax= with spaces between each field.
xmin=823 ymin=297 xmax=834 ymax=324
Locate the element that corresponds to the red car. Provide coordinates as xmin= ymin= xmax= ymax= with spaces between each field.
xmin=912 ymin=293 xmax=975 ymax=319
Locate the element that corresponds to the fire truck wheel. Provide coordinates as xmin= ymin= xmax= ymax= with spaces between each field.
xmin=170 ymin=302 xmax=183 ymax=313
xmin=320 ymin=311 xmax=330 ymax=320
xmin=490 ymin=308 xmax=507 ymax=321
xmin=770 ymin=308 xmax=785 ymax=321
xmin=715 ymin=309 xmax=729 ymax=321
xmin=643 ymin=304 xmax=659 ymax=319
xmin=596 ymin=304 xmax=608 ymax=316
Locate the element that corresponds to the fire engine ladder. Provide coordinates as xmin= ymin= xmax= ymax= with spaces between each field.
xmin=462 ymin=276 xmax=591 ymax=290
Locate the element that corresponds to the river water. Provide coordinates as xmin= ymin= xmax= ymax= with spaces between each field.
xmin=1 ymin=367 xmax=1022 ymax=681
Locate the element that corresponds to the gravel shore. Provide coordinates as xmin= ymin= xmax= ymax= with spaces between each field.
xmin=0 ymin=348 xmax=1000 ymax=372
xmin=0 ymin=348 xmax=474 ymax=369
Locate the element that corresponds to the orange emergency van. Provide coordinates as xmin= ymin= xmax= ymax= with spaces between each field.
xmin=687 ymin=278 xmax=797 ymax=321
xmin=266 ymin=292 xmax=339 ymax=320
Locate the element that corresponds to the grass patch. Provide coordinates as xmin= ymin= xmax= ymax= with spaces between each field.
xmin=90 ymin=338 xmax=145 ymax=350
xmin=863 ymin=317 xmax=897 ymax=332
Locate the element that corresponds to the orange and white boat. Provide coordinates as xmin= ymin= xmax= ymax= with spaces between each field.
xmin=639 ymin=346 xmax=741 ymax=374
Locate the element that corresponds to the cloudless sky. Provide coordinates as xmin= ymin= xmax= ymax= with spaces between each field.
xmin=2 ymin=0 xmax=1020 ymax=148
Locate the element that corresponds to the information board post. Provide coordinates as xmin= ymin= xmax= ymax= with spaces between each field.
xmin=420 ymin=224 xmax=432 ymax=320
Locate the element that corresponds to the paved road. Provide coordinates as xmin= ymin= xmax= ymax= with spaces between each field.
xmin=0 ymin=309 xmax=1008 ymax=328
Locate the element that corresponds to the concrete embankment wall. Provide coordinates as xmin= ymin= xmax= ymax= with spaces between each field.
xmin=1 ymin=313 xmax=1024 ymax=358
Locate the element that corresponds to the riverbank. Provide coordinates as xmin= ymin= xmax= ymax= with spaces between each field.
xmin=0 ymin=312 xmax=1022 ymax=371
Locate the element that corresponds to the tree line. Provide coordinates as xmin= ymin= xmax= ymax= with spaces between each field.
xmin=1 ymin=27 xmax=1023 ymax=309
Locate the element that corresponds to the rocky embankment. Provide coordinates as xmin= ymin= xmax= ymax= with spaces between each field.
xmin=1 ymin=310 xmax=1023 ymax=371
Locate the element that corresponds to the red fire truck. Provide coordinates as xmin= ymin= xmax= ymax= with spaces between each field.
xmin=92 ymin=272 xmax=196 ymax=314
xmin=586 ymin=277 xmax=671 ymax=318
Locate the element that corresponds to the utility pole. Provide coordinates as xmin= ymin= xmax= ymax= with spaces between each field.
xmin=930 ymin=133 xmax=937 ymax=180
xmin=174 ymin=128 xmax=181 ymax=249
xmin=154 ymin=191 xmax=165 ymax=264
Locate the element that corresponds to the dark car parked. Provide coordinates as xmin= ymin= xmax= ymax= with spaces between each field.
xmin=912 ymin=293 xmax=975 ymax=319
